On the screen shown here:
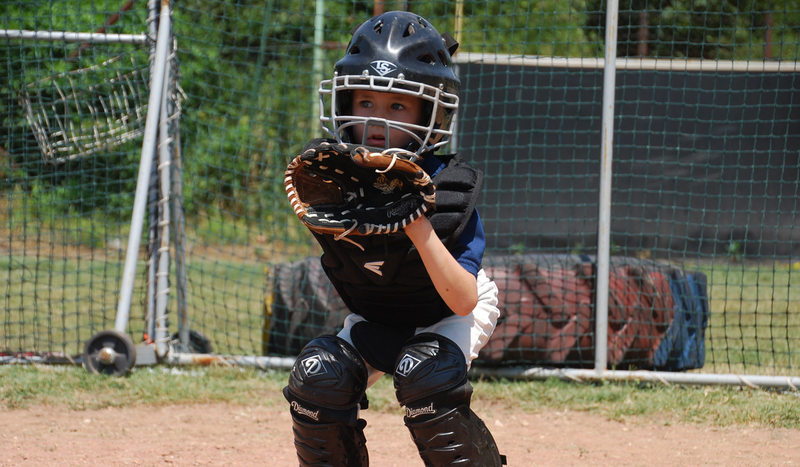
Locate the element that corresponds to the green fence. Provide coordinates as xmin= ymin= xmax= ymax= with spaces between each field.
xmin=2 ymin=1 xmax=799 ymax=380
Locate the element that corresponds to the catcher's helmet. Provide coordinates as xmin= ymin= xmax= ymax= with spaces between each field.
xmin=320 ymin=11 xmax=460 ymax=155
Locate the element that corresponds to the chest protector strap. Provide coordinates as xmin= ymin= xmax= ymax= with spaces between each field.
xmin=428 ymin=155 xmax=483 ymax=247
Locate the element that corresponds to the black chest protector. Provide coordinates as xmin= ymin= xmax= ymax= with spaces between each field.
xmin=313 ymin=154 xmax=483 ymax=328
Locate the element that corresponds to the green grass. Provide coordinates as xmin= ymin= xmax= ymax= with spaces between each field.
xmin=475 ymin=374 xmax=800 ymax=428
xmin=0 ymin=365 xmax=286 ymax=410
xmin=2 ymin=365 xmax=799 ymax=429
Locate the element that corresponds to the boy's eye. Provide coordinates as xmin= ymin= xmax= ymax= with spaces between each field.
xmin=358 ymin=100 xmax=373 ymax=109
xmin=391 ymin=103 xmax=406 ymax=111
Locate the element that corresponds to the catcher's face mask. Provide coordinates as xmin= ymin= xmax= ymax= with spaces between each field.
xmin=320 ymin=75 xmax=458 ymax=154
xmin=319 ymin=11 xmax=460 ymax=156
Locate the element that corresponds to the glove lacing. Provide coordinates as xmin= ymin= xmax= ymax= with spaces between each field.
xmin=374 ymin=148 xmax=420 ymax=173
xmin=331 ymin=148 xmax=419 ymax=251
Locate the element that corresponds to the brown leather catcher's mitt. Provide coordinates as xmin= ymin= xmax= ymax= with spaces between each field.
xmin=285 ymin=141 xmax=435 ymax=237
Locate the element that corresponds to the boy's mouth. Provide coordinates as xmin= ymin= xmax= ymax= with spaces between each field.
xmin=366 ymin=134 xmax=386 ymax=147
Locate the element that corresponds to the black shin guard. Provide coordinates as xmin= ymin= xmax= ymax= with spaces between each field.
xmin=394 ymin=333 xmax=505 ymax=466
xmin=290 ymin=416 xmax=368 ymax=467
xmin=405 ymin=403 xmax=504 ymax=466
xmin=284 ymin=335 xmax=369 ymax=467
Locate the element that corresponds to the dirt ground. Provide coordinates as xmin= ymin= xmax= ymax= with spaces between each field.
xmin=2 ymin=401 xmax=799 ymax=466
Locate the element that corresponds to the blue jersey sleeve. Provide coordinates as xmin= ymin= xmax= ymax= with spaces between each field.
xmin=450 ymin=210 xmax=486 ymax=278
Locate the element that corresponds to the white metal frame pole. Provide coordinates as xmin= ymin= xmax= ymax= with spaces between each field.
xmin=312 ymin=0 xmax=324 ymax=130
xmin=471 ymin=367 xmax=800 ymax=390
xmin=115 ymin=0 xmax=173 ymax=333
xmin=153 ymin=40 xmax=174 ymax=357
xmin=143 ymin=0 xmax=160 ymax=344
xmin=595 ymin=0 xmax=620 ymax=373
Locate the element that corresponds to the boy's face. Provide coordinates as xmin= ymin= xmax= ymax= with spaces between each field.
xmin=350 ymin=89 xmax=424 ymax=150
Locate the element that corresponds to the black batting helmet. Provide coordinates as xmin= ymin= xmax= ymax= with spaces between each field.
xmin=319 ymin=11 xmax=460 ymax=155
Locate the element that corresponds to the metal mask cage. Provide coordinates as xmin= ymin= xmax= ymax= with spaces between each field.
xmin=319 ymin=73 xmax=458 ymax=155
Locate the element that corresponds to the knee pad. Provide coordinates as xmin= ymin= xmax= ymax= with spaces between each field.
xmin=393 ymin=333 xmax=471 ymax=418
xmin=284 ymin=335 xmax=368 ymax=425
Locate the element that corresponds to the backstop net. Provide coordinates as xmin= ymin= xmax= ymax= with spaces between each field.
xmin=2 ymin=1 xmax=799 ymax=383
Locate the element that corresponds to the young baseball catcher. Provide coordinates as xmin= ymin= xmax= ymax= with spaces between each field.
xmin=283 ymin=10 xmax=505 ymax=466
